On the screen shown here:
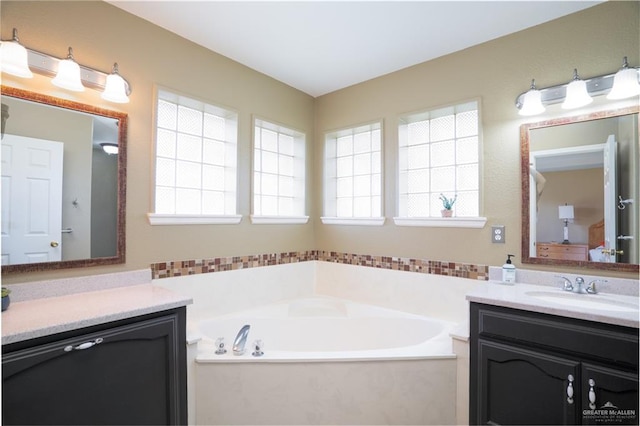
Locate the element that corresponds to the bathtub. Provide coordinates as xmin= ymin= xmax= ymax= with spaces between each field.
xmin=194 ymin=296 xmax=456 ymax=362
xmin=192 ymin=297 xmax=459 ymax=425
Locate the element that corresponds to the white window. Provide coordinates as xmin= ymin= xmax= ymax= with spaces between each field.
xmin=397 ymin=101 xmax=484 ymax=226
xmin=252 ymin=119 xmax=307 ymax=224
xmin=322 ymin=122 xmax=384 ymax=225
xmin=149 ymin=89 xmax=240 ymax=225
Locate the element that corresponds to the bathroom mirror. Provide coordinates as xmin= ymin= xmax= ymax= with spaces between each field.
xmin=521 ymin=106 xmax=639 ymax=273
xmin=1 ymin=86 xmax=127 ymax=273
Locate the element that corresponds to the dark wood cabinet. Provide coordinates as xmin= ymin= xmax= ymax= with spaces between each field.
xmin=2 ymin=307 xmax=187 ymax=425
xmin=470 ymin=303 xmax=639 ymax=425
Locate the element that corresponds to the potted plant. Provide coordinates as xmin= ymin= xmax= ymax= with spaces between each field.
xmin=2 ymin=287 xmax=11 ymax=311
xmin=439 ymin=193 xmax=457 ymax=217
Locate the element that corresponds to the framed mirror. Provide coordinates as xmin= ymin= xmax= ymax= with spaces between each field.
xmin=521 ymin=106 xmax=639 ymax=273
xmin=1 ymin=86 xmax=127 ymax=273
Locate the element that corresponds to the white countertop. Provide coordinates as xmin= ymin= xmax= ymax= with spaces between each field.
xmin=2 ymin=284 xmax=192 ymax=345
xmin=466 ymin=282 xmax=639 ymax=329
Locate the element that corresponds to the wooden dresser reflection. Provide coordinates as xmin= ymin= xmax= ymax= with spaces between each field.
xmin=536 ymin=242 xmax=589 ymax=261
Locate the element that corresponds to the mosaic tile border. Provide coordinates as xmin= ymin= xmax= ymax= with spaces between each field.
xmin=151 ymin=250 xmax=489 ymax=281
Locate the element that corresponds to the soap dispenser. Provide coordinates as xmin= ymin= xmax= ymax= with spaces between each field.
xmin=502 ymin=254 xmax=516 ymax=284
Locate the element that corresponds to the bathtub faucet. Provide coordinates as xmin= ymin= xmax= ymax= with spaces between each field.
xmin=233 ymin=324 xmax=251 ymax=355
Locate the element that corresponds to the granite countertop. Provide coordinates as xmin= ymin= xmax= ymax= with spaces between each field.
xmin=466 ymin=282 xmax=639 ymax=329
xmin=2 ymin=284 xmax=192 ymax=345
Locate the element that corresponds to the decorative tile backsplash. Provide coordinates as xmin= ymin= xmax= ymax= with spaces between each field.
xmin=150 ymin=250 xmax=489 ymax=281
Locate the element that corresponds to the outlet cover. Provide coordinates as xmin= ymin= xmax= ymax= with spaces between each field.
xmin=492 ymin=225 xmax=505 ymax=243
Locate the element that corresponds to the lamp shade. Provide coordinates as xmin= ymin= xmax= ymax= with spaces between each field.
xmin=558 ymin=205 xmax=574 ymax=220
xmin=101 ymin=63 xmax=129 ymax=103
xmin=562 ymin=69 xmax=592 ymax=109
xmin=607 ymin=58 xmax=640 ymax=100
xmin=0 ymin=29 xmax=33 ymax=78
xmin=52 ymin=48 xmax=85 ymax=92
xmin=519 ymin=80 xmax=545 ymax=116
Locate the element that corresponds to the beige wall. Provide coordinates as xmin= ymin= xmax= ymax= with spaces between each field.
xmin=1 ymin=1 xmax=316 ymax=284
xmin=313 ymin=1 xmax=639 ymax=278
xmin=2 ymin=1 xmax=638 ymax=283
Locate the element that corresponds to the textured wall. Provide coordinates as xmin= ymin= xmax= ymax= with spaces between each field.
xmin=313 ymin=1 xmax=639 ymax=278
xmin=2 ymin=1 xmax=638 ymax=283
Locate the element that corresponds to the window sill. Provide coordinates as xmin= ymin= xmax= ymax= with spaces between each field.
xmin=320 ymin=217 xmax=386 ymax=226
xmin=393 ymin=216 xmax=487 ymax=228
xmin=250 ymin=215 xmax=310 ymax=225
xmin=147 ymin=213 xmax=243 ymax=225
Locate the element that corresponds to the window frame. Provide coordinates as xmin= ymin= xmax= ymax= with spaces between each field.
xmin=394 ymin=99 xmax=486 ymax=228
xmin=251 ymin=116 xmax=309 ymax=224
xmin=321 ymin=120 xmax=385 ymax=226
xmin=147 ymin=87 xmax=241 ymax=225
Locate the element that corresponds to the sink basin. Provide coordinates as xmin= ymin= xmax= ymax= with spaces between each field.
xmin=525 ymin=291 xmax=639 ymax=312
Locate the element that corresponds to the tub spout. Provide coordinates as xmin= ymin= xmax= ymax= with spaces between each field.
xmin=233 ymin=324 xmax=251 ymax=355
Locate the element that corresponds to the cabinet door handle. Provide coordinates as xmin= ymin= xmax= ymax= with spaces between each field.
xmin=64 ymin=337 xmax=103 ymax=352
xmin=588 ymin=379 xmax=596 ymax=409
xmin=566 ymin=374 xmax=574 ymax=404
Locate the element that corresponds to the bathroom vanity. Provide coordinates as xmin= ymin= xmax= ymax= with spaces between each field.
xmin=467 ymin=283 xmax=639 ymax=425
xmin=1 ymin=282 xmax=191 ymax=425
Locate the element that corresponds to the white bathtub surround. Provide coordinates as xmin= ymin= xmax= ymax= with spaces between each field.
xmin=196 ymin=358 xmax=456 ymax=425
xmin=153 ymin=261 xmax=479 ymax=425
xmin=316 ymin=261 xmax=482 ymax=323
xmin=487 ymin=266 xmax=639 ymax=296
xmin=155 ymin=262 xmax=316 ymax=321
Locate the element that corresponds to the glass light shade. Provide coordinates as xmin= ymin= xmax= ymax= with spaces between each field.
xmin=607 ymin=67 xmax=640 ymax=100
xmin=0 ymin=40 xmax=33 ymax=78
xmin=100 ymin=143 xmax=118 ymax=155
xmin=562 ymin=72 xmax=592 ymax=109
xmin=519 ymin=88 xmax=545 ymax=116
xmin=52 ymin=56 xmax=85 ymax=92
xmin=101 ymin=70 xmax=129 ymax=103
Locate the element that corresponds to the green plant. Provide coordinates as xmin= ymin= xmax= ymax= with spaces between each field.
xmin=2 ymin=287 xmax=10 ymax=298
xmin=439 ymin=193 xmax=457 ymax=210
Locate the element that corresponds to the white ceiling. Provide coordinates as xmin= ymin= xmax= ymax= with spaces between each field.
xmin=108 ymin=1 xmax=602 ymax=97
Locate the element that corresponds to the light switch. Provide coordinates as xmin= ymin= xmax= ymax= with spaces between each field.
xmin=492 ymin=225 xmax=505 ymax=243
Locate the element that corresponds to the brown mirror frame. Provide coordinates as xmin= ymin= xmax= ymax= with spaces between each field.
xmin=521 ymin=106 xmax=639 ymax=273
xmin=1 ymin=86 xmax=127 ymax=273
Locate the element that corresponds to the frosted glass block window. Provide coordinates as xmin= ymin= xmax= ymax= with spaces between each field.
xmin=253 ymin=119 xmax=306 ymax=217
xmin=154 ymin=89 xmax=238 ymax=215
xmin=324 ymin=122 xmax=382 ymax=218
xmin=398 ymin=101 xmax=479 ymax=217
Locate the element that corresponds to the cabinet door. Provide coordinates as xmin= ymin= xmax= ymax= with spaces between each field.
xmin=581 ymin=363 xmax=639 ymax=425
xmin=475 ymin=339 xmax=580 ymax=425
xmin=3 ymin=313 xmax=185 ymax=425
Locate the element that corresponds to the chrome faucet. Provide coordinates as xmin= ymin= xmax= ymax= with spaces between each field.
xmin=573 ymin=277 xmax=585 ymax=293
xmin=557 ymin=276 xmax=603 ymax=294
xmin=233 ymin=324 xmax=251 ymax=355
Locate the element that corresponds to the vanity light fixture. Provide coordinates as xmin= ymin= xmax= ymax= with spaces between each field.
xmin=515 ymin=57 xmax=639 ymax=116
xmin=0 ymin=28 xmax=132 ymax=102
xmin=561 ymin=69 xmax=592 ymax=109
xmin=0 ymin=29 xmax=33 ymax=78
xmin=558 ymin=204 xmax=574 ymax=244
xmin=51 ymin=47 xmax=85 ymax=92
xmin=607 ymin=57 xmax=640 ymax=100
xmin=101 ymin=63 xmax=129 ymax=104
xmin=518 ymin=79 xmax=546 ymax=116
xmin=100 ymin=143 xmax=118 ymax=155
